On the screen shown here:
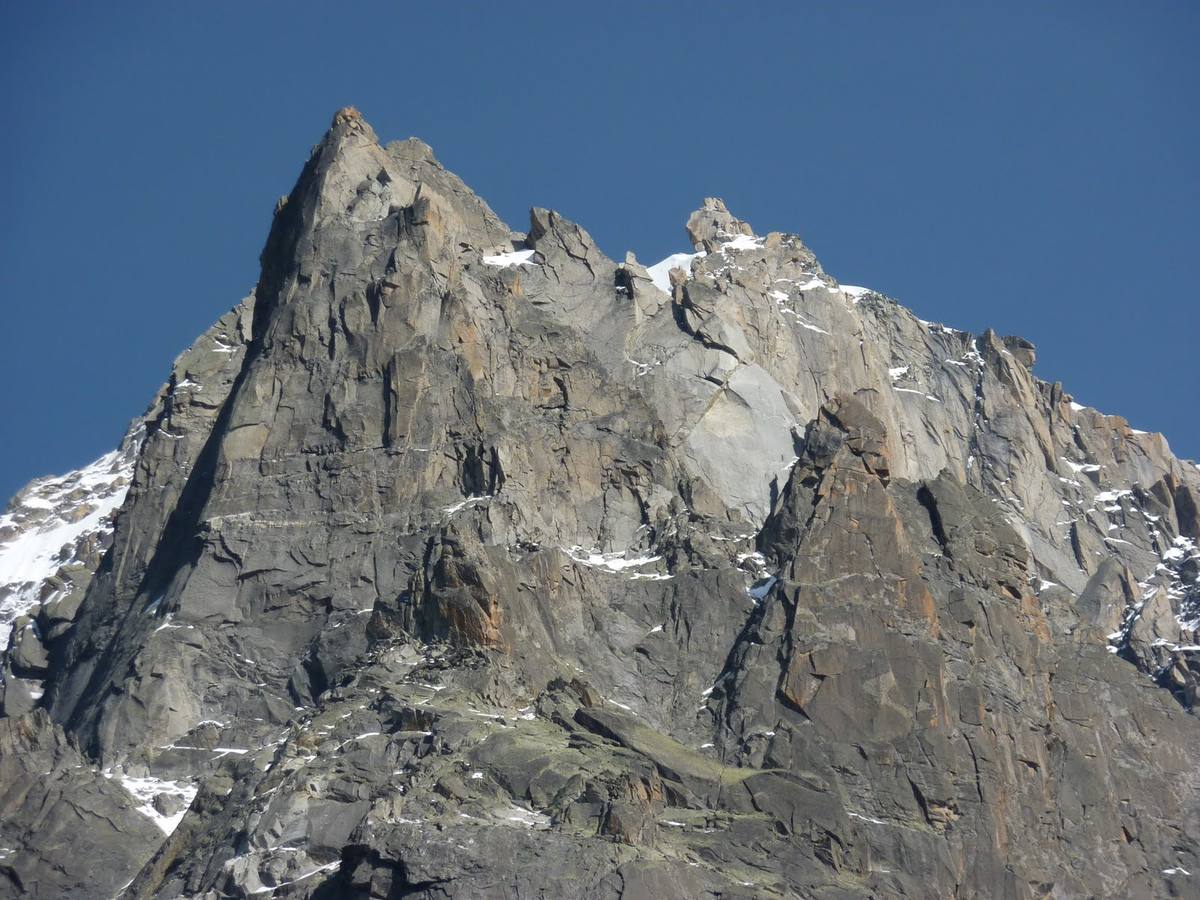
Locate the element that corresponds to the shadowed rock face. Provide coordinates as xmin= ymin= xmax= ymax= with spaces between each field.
xmin=2 ymin=107 xmax=1200 ymax=898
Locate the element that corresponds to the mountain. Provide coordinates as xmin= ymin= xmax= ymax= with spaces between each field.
xmin=1 ymin=107 xmax=1198 ymax=899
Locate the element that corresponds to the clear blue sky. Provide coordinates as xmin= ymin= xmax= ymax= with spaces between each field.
xmin=1 ymin=2 xmax=1197 ymax=499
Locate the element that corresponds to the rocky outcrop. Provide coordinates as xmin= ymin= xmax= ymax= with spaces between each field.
xmin=2 ymin=108 xmax=1199 ymax=898
xmin=0 ymin=711 xmax=163 ymax=898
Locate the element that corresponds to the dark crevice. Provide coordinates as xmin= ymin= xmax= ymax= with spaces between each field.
xmin=916 ymin=484 xmax=951 ymax=558
xmin=909 ymin=777 xmax=931 ymax=825
xmin=459 ymin=444 xmax=504 ymax=497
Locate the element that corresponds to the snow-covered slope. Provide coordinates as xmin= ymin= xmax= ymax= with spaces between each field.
xmin=0 ymin=439 xmax=137 ymax=644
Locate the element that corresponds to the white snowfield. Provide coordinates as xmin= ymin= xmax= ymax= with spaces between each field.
xmin=0 ymin=448 xmax=134 ymax=645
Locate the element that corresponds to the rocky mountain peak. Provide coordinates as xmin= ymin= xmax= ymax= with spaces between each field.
xmin=2 ymin=109 xmax=1199 ymax=899
xmin=325 ymin=104 xmax=379 ymax=146
xmin=685 ymin=196 xmax=754 ymax=250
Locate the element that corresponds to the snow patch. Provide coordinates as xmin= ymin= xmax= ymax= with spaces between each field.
xmin=848 ymin=811 xmax=886 ymax=825
xmin=565 ymin=547 xmax=663 ymax=573
xmin=105 ymin=770 xmax=198 ymax=835
xmin=1061 ymin=458 xmax=1101 ymax=475
xmin=482 ymin=249 xmax=537 ymax=268
xmin=719 ymin=234 xmax=765 ymax=252
xmin=839 ymin=285 xmax=873 ymax=299
xmin=443 ymin=495 xmax=492 ymax=515
xmin=646 ymin=251 xmax=706 ymax=293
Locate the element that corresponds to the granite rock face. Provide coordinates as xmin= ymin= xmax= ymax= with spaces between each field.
xmin=2 ymin=107 xmax=1200 ymax=898
xmin=0 ymin=711 xmax=164 ymax=898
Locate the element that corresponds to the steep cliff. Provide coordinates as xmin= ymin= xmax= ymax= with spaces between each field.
xmin=2 ymin=108 xmax=1198 ymax=899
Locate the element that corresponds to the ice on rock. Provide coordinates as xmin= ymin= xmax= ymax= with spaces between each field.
xmin=748 ymin=575 xmax=777 ymax=601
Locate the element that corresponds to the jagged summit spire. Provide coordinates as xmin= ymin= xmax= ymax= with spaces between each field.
xmin=328 ymin=105 xmax=377 ymax=140
xmin=332 ymin=105 xmax=363 ymax=127
xmin=685 ymin=197 xmax=754 ymax=251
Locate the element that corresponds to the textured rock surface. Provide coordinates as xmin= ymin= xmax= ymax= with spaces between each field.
xmin=2 ymin=107 xmax=1199 ymax=898
xmin=0 ymin=711 xmax=163 ymax=898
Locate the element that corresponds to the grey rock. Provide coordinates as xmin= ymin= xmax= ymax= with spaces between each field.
xmin=0 ymin=712 xmax=163 ymax=898
xmin=8 ymin=622 xmax=48 ymax=676
xmin=685 ymin=197 xmax=754 ymax=250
